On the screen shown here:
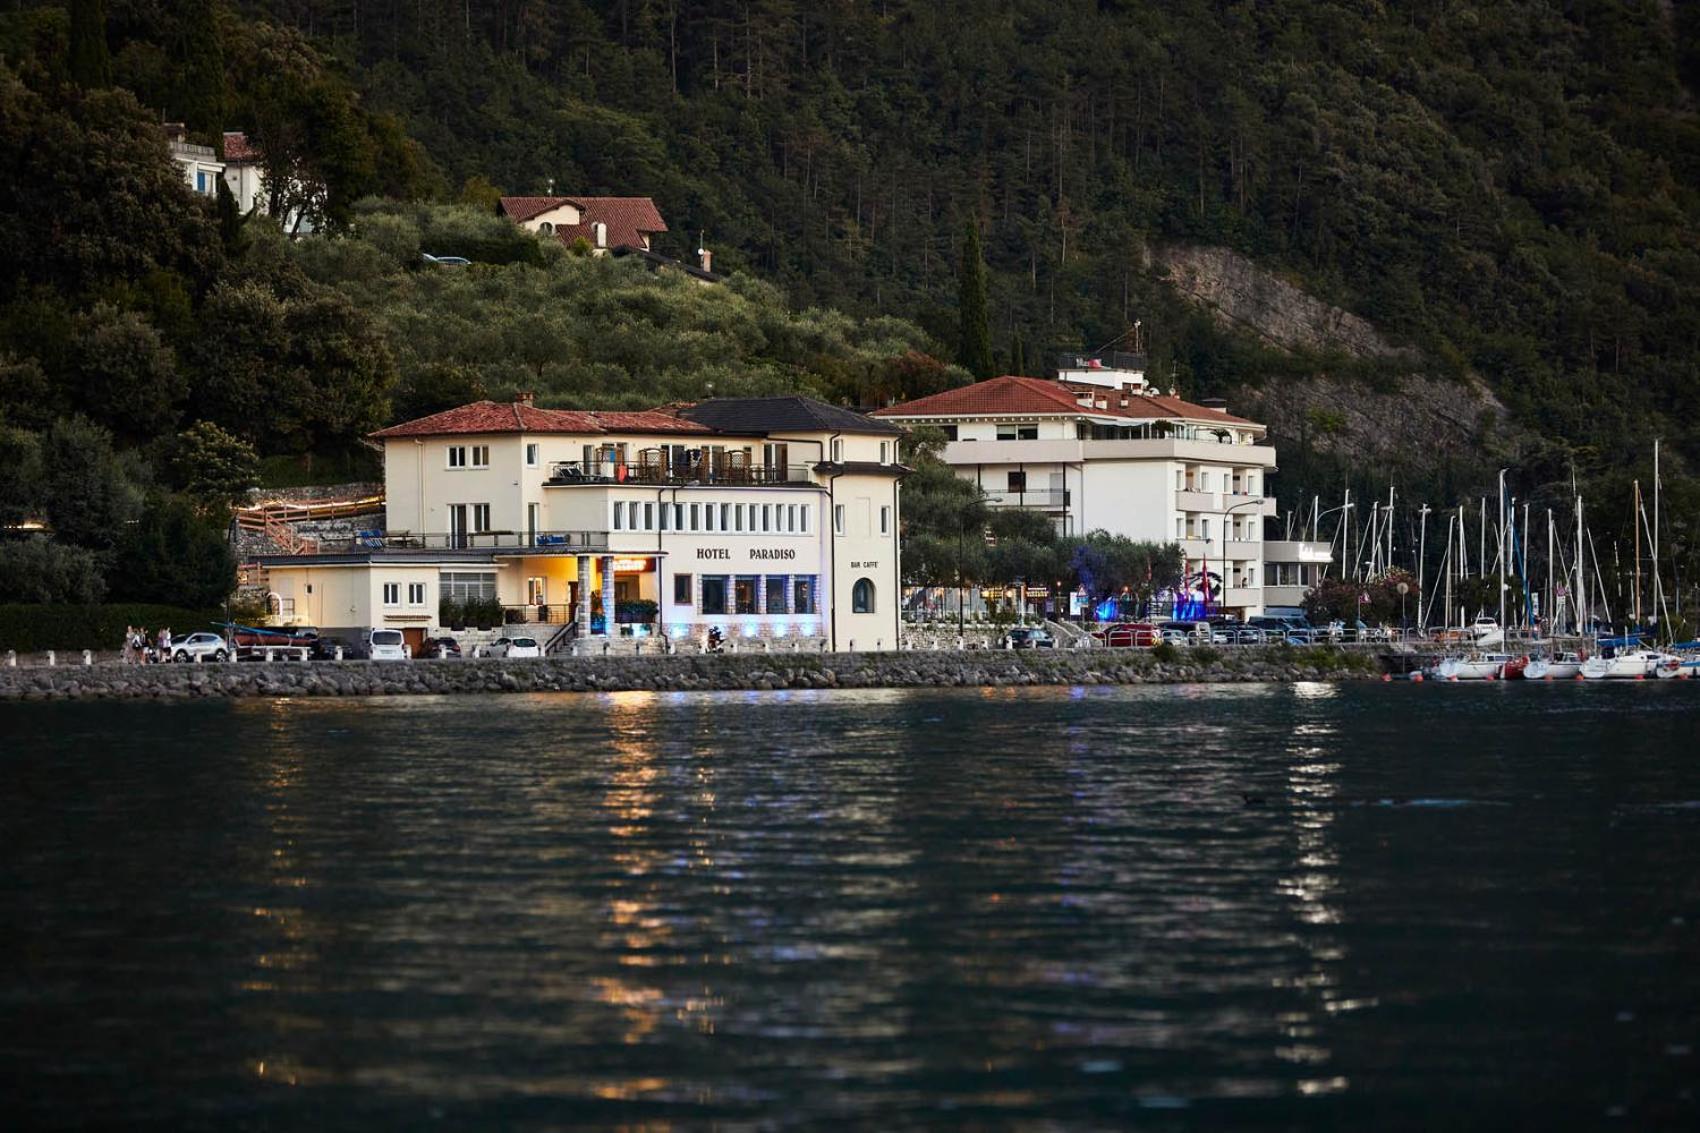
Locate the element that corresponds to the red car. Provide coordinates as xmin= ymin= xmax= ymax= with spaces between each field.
xmin=1094 ymin=622 xmax=1160 ymax=647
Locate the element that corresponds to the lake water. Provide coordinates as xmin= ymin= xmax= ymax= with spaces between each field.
xmin=3 ymin=683 xmax=1697 ymax=1128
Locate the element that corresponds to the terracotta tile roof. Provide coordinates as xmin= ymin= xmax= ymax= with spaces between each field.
xmin=370 ymin=400 xmax=711 ymax=439
xmin=222 ymin=131 xmax=261 ymax=162
xmin=872 ymin=376 xmax=1257 ymax=426
xmin=498 ymin=195 xmax=668 ymax=251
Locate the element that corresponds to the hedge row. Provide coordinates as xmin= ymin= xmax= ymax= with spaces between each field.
xmin=0 ymin=604 xmax=222 ymax=654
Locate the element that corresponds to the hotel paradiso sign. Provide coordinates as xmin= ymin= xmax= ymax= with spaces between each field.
xmin=691 ymin=545 xmax=802 ymax=566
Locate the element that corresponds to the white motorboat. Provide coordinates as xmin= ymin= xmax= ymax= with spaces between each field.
xmin=1436 ymin=653 xmax=1513 ymax=681
xmin=1580 ymin=650 xmax=1666 ymax=679
xmin=1523 ymin=652 xmax=1583 ymax=680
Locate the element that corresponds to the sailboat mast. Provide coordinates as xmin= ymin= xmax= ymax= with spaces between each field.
xmin=1497 ymin=472 xmax=1507 ymax=636
xmin=1546 ymin=509 xmax=1554 ymax=637
xmin=1575 ymin=494 xmax=1585 ymax=635
xmin=1633 ymin=479 xmax=1643 ymax=627
xmin=1417 ymin=504 xmax=1431 ymax=629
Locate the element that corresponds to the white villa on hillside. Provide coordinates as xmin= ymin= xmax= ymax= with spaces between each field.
xmin=873 ymin=353 xmax=1278 ymax=619
xmin=254 ymin=394 xmax=905 ymax=653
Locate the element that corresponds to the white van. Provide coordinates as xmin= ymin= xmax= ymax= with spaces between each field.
xmin=368 ymin=628 xmax=408 ymax=662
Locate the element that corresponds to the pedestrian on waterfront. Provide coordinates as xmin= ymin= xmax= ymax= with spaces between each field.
xmin=122 ymin=626 xmax=136 ymax=665
xmin=158 ymin=627 xmax=171 ymax=660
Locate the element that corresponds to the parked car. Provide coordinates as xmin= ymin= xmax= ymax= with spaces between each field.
xmin=169 ymin=631 xmax=229 ymax=663
xmin=485 ymin=636 xmax=542 ymax=659
xmin=421 ymin=636 xmax=462 ymax=659
xmin=1232 ymin=626 xmax=1267 ymax=644
xmin=1095 ymin=622 xmax=1159 ymax=647
xmin=1250 ymin=615 xmax=1317 ymax=643
xmin=367 ymin=629 xmax=409 ymax=662
xmin=1159 ymin=619 xmax=1210 ymax=642
xmin=310 ymin=636 xmax=358 ymax=661
xmin=1003 ymin=627 xmax=1056 ymax=650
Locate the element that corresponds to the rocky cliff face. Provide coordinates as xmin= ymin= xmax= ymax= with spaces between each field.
xmin=1152 ymin=244 xmax=1519 ymax=469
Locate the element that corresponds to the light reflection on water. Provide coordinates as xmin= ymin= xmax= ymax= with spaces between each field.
xmin=4 ymin=683 xmax=1699 ymax=1128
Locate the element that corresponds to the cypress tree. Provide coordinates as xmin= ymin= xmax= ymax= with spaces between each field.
xmin=68 ymin=0 xmax=112 ymax=89
xmin=215 ymin=176 xmax=246 ymax=255
xmin=176 ymin=0 xmax=226 ymax=138
xmin=957 ymin=220 xmax=993 ymax=380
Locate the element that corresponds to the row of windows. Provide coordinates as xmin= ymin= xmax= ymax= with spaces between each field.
xmin=382 ymin=582 xmax=429 ymax=607
xmin=447 ymin=445 xmax=491 ymax=470
xmin=674 ymin=573 xmax=820 ymax=616
xmin=614 ymin=500 xmax=813 ymax=535
xmin=1175 ymin=517 xmax=1261 ymax=541
xmin=1178 ymin=468 xmax=1259 ymax=494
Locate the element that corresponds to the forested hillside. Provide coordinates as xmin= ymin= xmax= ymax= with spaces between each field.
xmin=4 ymin=0 xmax=1700 ymax=605
xmin=236 ymin=1 xmax=1700 ymax=481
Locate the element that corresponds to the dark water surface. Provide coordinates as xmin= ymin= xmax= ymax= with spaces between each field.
xmin=3 ymin=683 xmax=1698 ymax=1129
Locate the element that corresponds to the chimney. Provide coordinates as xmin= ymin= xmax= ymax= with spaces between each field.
xmin=163 ymin=121 xmax=187 ymax=143
xmin=1200 ymin=397 xmax=1230 ymax=413
xmin=515 ymin=391 xmax=536 ymax=407
xmin=593 ymin=221 xmax=607 ymax=248
xmin=698 ymin=246 xmax=713 ymax=273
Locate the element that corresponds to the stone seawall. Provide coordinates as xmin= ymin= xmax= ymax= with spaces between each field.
xmin=0 ymin=648 xmax=1381 ymax=702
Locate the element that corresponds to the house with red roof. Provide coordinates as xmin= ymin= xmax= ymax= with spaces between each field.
xmin=252 ymin=393 xmax=905 ymax=655
xmin=874 ymin=352 xmax=1283 ymax=618
xmin=498 ymin=195 xmax=667 ymax=254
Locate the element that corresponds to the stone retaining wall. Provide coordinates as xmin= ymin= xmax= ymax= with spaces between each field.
xmin=0 ymin=647 xmax=1380 ymax=702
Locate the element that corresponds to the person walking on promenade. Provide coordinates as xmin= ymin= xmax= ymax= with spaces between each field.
xmin=122 ymin=626 xmax=136 ymax=665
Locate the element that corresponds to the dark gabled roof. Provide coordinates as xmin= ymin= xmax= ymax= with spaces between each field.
xmin=611 ymin=245 xmax=723 ymax=283
xmin=678 ymin=396 xmax=902 ymax=436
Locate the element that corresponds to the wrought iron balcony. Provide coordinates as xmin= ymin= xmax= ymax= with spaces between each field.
xmin=545 ymin=459 xmax=814 ymax=488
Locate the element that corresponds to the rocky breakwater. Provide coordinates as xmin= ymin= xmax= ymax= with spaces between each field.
xmin=0 ymin=647 xmax=1380 ymax=702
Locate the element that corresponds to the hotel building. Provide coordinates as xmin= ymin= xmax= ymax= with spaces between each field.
xmin=255 ymin=395 xmax=905 ymax=652
xmin=872 ymin=353 xmax=1278 ymax=618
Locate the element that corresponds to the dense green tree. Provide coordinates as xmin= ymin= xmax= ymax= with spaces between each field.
xmin=0 ymin=65 xmax=221 ymax=302
xmin=69 ymin=303 xmax=185 ymax=440
xmin=36 ymin=416 xmax=140 ymax=551
xmin=0 ymin=424 xmax=43 ymax=526
xmin=107 ymin=493 xmax=235 ymax=608
xmin=0 ymin=538 xmax=107 ymax=604
xmin=170 ymin=421 xmax=259 ymax=512
xmin=0 ymin=537 xmax=105 ymax=605
xmin=67 ymin=0 xmax=110 ymax=88
xmin=956 ymin=220 xmax=993 ymax=380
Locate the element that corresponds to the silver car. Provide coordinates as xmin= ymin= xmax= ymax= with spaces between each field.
xmin=169 ymin=632 xmax=229 ymax=663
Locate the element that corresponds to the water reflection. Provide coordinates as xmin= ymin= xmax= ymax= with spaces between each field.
xmin=4 ymin=685 xmax=1699 ymax=1127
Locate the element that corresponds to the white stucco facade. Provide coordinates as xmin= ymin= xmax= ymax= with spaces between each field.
xmin=876 ymin=362 xmax=1279 ymax=618
xmin=259 ymin=398 xmax=904 ymax=652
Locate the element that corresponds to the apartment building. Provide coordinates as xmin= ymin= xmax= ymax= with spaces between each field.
xmin=255 ymin=394 xmax=905 ymax=652
xmin=873 ymin=353 xmax=1277 ymax=618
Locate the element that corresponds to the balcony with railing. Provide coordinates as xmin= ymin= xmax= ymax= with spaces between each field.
xmin=545 ymin=458 xmax=814 ymax=488
xmin=984 ymin=488 xmax=1070 ymax=509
